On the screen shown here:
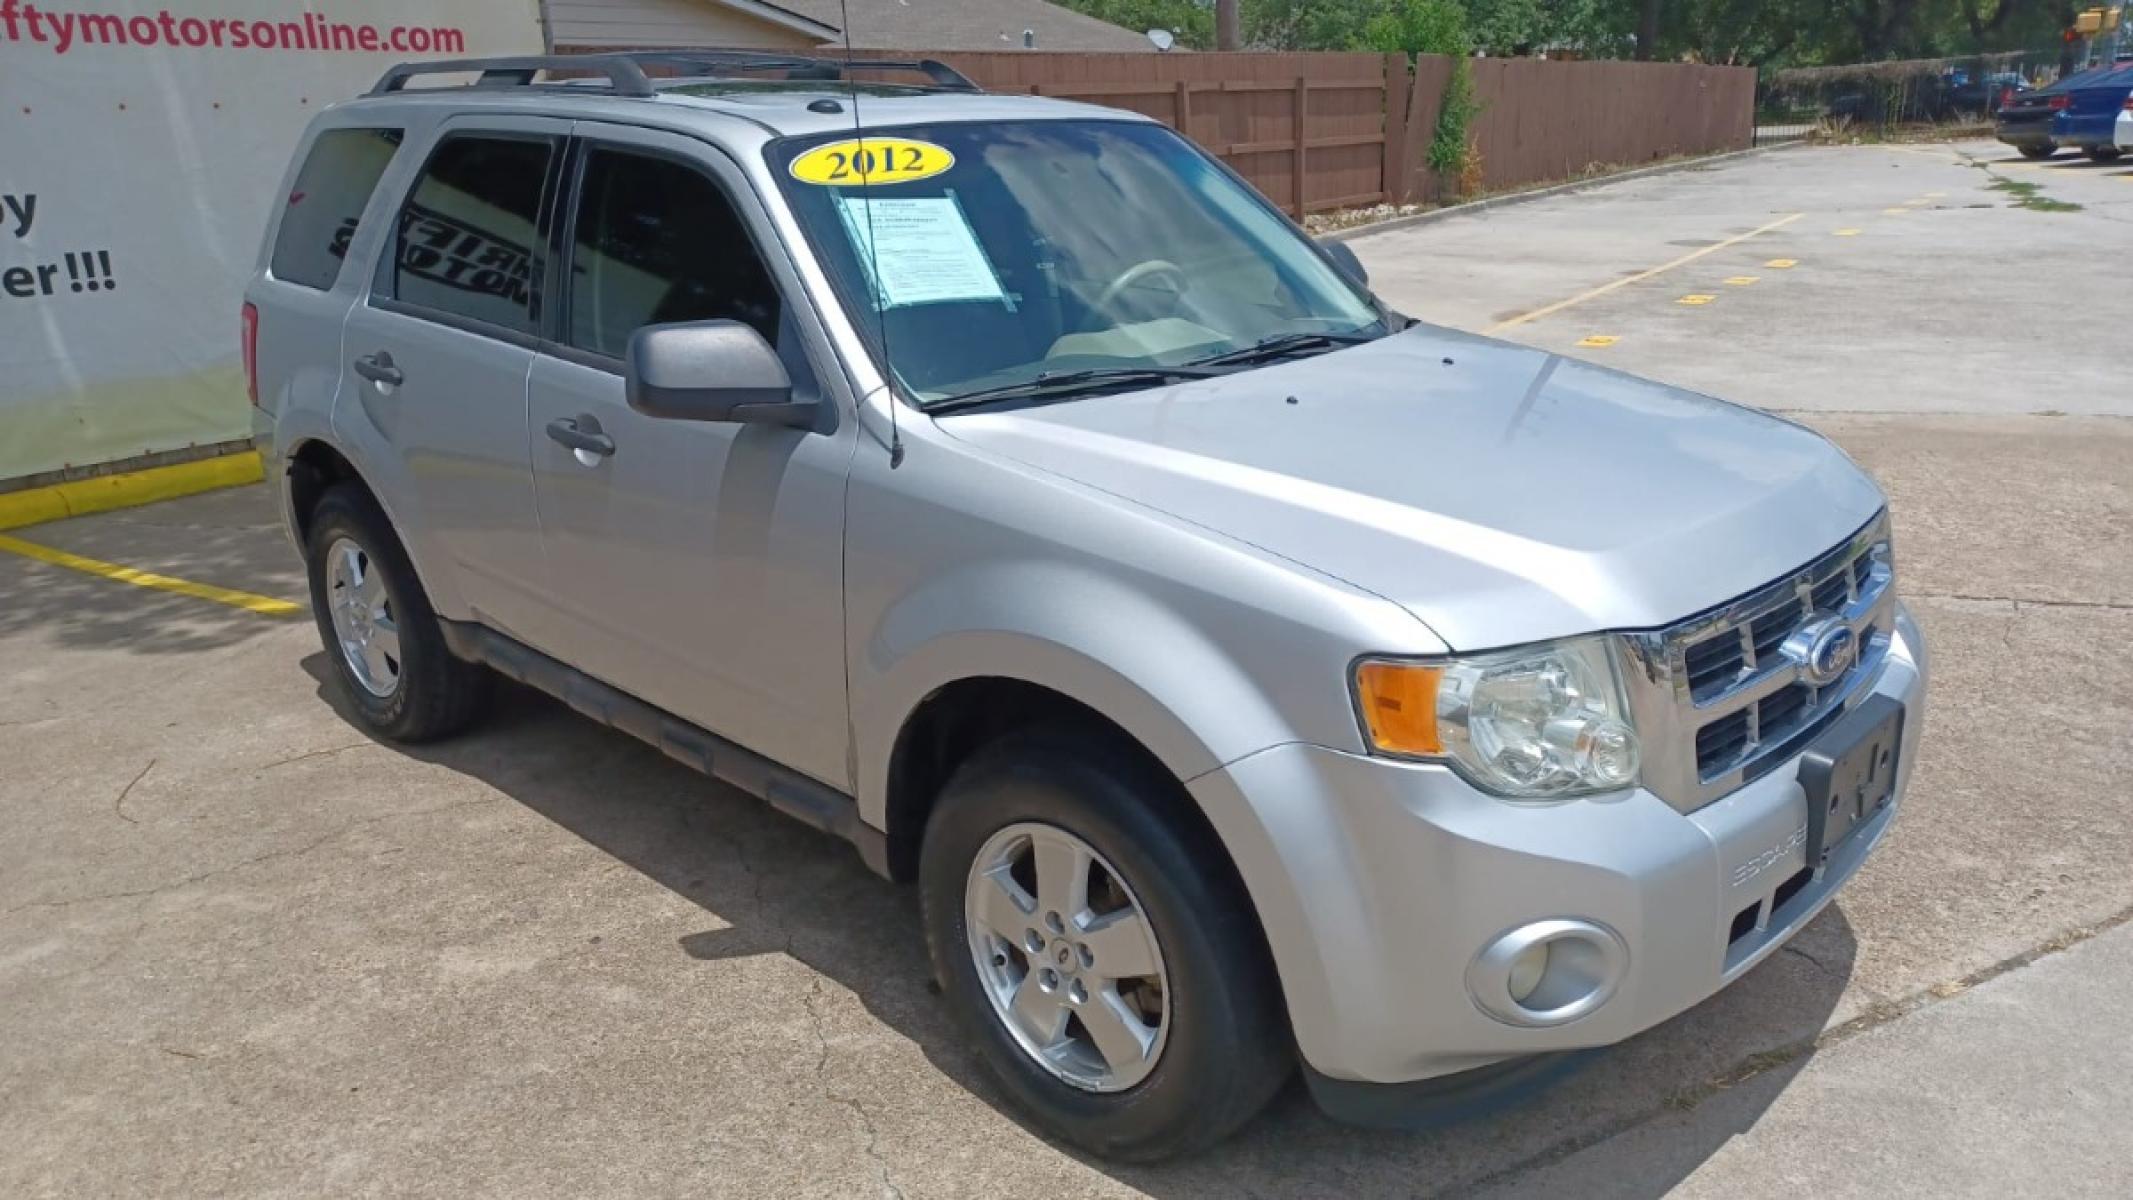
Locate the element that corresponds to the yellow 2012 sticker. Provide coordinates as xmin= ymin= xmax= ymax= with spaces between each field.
xmin=789 ymin=137 xmax=954 ymax=187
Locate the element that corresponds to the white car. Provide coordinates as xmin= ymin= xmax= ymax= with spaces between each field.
xmin=2118 ymin=99 xmax=2133 ymax=150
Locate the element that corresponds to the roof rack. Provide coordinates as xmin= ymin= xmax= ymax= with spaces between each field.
xmin=629 ymin=51 xmax=981 ymax=92
xmin=367 ymin=51 xmax=981 ymax=99
xmin=370 ymin=55 xmax=657 ymax=98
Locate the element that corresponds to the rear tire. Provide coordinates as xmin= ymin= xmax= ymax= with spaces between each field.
xmin=919 ymin=730 xmax=1290 ymax=1162
xmin=2018 ymin=144 xmax=2057 ymax=160
xmin=2083 ymin=146 xmax=2122 ymax=162
xmin=304 ymin=484 xmax=490 ymax=743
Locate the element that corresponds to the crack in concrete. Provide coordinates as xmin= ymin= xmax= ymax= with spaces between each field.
xmin=1439 ymin=900 xmax=2133 ymax=1197
xmin=803 ymin=976 xmax=907 ymax=1200
xmin=1778 ymin=942 xmax=1829 ymax=974
xmin=0 ymin=796 xmax=495 ymax=920
xmin=111 ymin=758 xmax=155 ymax=825
xmin=1908 ymin=592 xmax=2131 ymax=614
xmin=255 ymin=741 xmax=374 ymax=771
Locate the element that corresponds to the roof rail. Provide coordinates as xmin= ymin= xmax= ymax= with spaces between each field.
xmin=369 ymin=54 xmax=656 ymax=98
xmin=366 ymin=51 xmax=981 ymax=100
xmin=627 ymin=51 xmax=982 ymax=92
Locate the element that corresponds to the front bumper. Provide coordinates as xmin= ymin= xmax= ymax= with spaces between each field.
xmin=1189 ymin=602 xmax=1927 ymax=1094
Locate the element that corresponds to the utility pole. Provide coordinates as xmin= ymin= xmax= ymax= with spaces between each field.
xmin=1217 ymin=0 xmax=1240 ymax=50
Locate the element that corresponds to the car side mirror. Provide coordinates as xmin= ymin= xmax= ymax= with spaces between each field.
xmin=1320 ymin=239 xmax=1369 ymax=287
xmin=625 ymin=319 xmax=815 ymax=429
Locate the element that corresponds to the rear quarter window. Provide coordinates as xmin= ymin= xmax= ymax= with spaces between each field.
xmin=270 ymin=128 xmax=403 ymax=291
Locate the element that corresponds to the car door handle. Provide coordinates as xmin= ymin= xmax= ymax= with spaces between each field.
xmin=545 ymin=416 xmax=615 ymax=458
xmin=351 ymin=352 xmax=404 ymax=387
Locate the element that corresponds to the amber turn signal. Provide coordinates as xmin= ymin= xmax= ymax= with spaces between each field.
xmin=1354 ymin=661 xmax=1443 ymax=756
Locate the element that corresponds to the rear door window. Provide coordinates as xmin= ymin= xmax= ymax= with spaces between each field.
xmin=390 ymin=135 xmax=554 ymax=336
xmin=270 ymin=127 xmax=402 ymax=291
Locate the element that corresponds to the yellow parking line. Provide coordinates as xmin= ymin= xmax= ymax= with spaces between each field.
xmin=1765 ymin=258 xmax=1799 ymax=268
xmin=1576 ymin=335 xmax=1619 ymax=348
xmin=1484 ymin=213 xmax=1803 ymax=333
xmin=1834 ymin=228 xmax=1862 ymax=236
xmin=0 ymin=533 xmax=304 ymax=617
xmin=1723 ymin=276 xmax=1760 ymax=286
xmin=1677 ymin=294 xmax=1717 ymax=306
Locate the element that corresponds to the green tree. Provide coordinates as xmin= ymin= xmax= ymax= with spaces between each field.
xmin=1246 ymin=0 xmax=1386 ymax=50
xmin=1360 ymin=0 xmax=1468 ymax=53
xmin=1064 ymin=0 xmax=1216 ymax=48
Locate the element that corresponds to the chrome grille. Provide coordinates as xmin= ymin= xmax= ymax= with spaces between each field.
xmin=1620 ymin=514 xmax=1896 ymax=813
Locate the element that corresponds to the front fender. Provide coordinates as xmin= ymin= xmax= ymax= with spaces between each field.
xmin=852 ymin=558 xmax=1299 ymax=826
xmin=843 ymin=419 xmax=1442 ymax=842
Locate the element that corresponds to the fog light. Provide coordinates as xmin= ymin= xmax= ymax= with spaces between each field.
xmin=1507 ymin=942 xmax=1548 ymax=1003
xmin=1468 ymin=919 xmax=1629 ymax=1028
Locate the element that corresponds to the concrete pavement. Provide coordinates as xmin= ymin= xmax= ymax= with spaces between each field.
xmin=1482 ymin=917 xmax=2133 ymax=1198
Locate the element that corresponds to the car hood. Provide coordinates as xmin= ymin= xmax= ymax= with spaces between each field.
xmin=934 ymin=325 xmax=1885 ymax=650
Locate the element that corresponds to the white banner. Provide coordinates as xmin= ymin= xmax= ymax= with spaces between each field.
xmin=0 ymin=1 xmax=543 ymax=481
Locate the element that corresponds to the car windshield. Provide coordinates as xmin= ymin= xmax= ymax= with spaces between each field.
xmin=766 ymin=119 xmax=1385 ymax=407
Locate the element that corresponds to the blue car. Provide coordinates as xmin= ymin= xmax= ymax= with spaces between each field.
xmin=1997 ymin=64 xmax=2133 ymax=160
xmin=2053 ymin=63 xmax=2133 ymax=160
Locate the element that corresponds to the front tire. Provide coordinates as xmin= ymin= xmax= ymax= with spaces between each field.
xmin=2083 ymin=146 xmax=2122 ymax=162
xmin=919 ymin=731 xmax=1290 ymax=1161
xmin=304 ymin=485 xmax=490 ymax=742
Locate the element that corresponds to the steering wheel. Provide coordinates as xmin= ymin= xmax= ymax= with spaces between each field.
xmin=1094 ymin=258 xmax=1188 ymax=316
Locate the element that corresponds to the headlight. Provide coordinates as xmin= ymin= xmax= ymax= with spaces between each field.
xmin=1353 ymin=637 xmax=1639 ymax=799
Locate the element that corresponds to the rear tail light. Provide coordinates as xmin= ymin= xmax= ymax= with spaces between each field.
xmin=2047 ymin=94 xmax=2071 ymax=111
xmin=2123 ymin=96 xmax=2133 ymax=112
xmin=240 ymin=301 xmax=260 ymax=409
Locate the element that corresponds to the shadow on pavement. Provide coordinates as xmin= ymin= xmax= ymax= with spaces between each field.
xmin=307 ymin=656 xmax=1857 ymax=1197
xmin=0 ymin=487 xmax=304 ymax=656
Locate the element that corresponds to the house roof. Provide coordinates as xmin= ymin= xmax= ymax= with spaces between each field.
xmin=754 ymin=0 xmax=1157 ymax=53
xmin=720 ymin=0 xmax=841 ymax=40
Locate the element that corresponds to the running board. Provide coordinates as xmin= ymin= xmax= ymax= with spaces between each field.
xmin=440 ymin=620 xmax=890 ymax=878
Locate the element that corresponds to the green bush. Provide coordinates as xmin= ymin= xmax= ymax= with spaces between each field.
xmin=1362 ymin=0 xmax=1481 ymax=191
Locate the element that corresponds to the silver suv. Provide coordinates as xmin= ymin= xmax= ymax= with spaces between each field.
xmin=247 ymin=53 xmax=1928 ymax=1161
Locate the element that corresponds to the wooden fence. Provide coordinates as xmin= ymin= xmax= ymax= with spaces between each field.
xmin=882 ymin=51 xmax=1400 ymax=217
xmin=1452 ymin=58 xmax=1756 ymax=198
xmin=571 ymin=48 xmax=1756 ymax=217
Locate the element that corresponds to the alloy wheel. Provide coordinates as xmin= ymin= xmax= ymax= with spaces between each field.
xmin=964 ymin=822 xmax=1170 ymax=1092
xmin=324 ymin=536 xmax=400 ymax=698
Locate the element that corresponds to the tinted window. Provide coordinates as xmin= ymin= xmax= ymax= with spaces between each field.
xmin=393 ymin=135 xmax=552 ymax=335
xmin=270 ymin=127 xmax=402 ymax=290
xmin=567 ymin=148 xmax=779 ymax=358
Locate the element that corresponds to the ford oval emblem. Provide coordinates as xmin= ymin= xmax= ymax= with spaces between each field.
xmin=1784 ymin=617 xmax=1858 ymax=688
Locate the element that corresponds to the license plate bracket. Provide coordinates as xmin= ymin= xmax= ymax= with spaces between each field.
xmin=1798 ymin=694 xmax=1905 ymax=865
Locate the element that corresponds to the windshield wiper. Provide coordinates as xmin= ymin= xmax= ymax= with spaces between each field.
xmin=923 ymin=366 xmax=1220 ymax=414
xmin=1186 ymin=330 xmax=1377 ymax=368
